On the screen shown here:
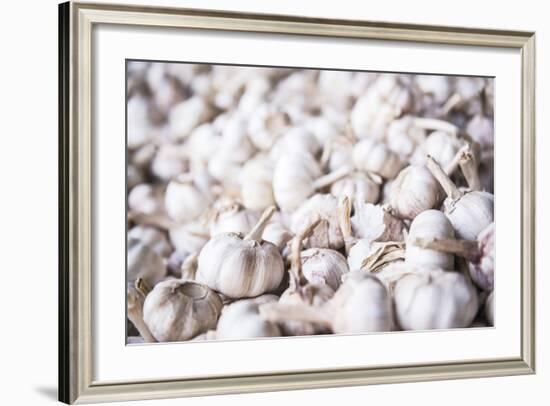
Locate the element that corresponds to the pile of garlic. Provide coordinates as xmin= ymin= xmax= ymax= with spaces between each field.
xmin=126 ymin=62 xmax=495 ymax=343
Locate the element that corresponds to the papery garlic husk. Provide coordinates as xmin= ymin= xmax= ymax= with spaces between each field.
xmin=353 ymin=138 xmax=403 ymax=179
xmin=196 ymin=207 xmax=285 ymax=298
xmin=389 ymin=164 xmax=444 ymax=220
xmin=143 ymin=279 xmax=223 ymax=342
xmin=406 ymin=209 xmax=455 ymax=270
xmin=239 ymin=155 xmax=276 ymax=211
xmin=300 ymin=248 xmax=349 ymax=291
xmin=151 ymin=143 xmax=188 ymax=181
xmin=360 ymin=241 xmax=406 ymax=275
xmin=127 ymin=238 xmax=166 ymax=286
xmin=168 ymin=96 xmax=211 ymax=140
xmin=485 ymin=290 xmax=494 ymax=326
xmin=427 ymin=156 xmax=494 ymax=240
xmin=169 ymin=220 xmax=210 ymax=256
xmin=350 ymin=201 xmax=404 ymax=243
xmin=291 ymin=194 xmax=344 ymax=250
xmin=330 ymin=172 xmax=380 ymax=204
xmin=330 ymin=271 xmax=393 ymax=333
xmin=165 ymin=173 xmax=212 ymax=223
xmin=394 ymin=269 xmax=479 ymax=330
xmin=127 ymin=282 xmax=156 ymax=343
xmin=128 ymin=225 xmax=172 ymax=258
xmin=128 ymin=183 xmax=164 ymax=216
xmin=216 ymin=298 xmax=281 ymax=339
xmin=209 ymin=203 xmax=260 ymax=236
xmin=347 ymin=239 xmax=373 ymax=271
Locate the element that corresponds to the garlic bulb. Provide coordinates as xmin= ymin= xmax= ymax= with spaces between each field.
xmin=196 ymin=207 xmax=285 ymax=298
xmin=300 ymin=247 xmax=349 ymax=291
xmin=165 ymin=174 xmax=212 ymax=223
xmin=330 ymin=171 xmax=380 ymax=204
xmin=128 ymin=225 xmax=171 ymax=258
xmin=127 ymin=94 xmax=152 ymax=149
xmin=143 ymin=279 xmax=223 ymax=341
xmin=350 ymin=201 xmax=404 ymax=243
xmin=151 ymin=143 xmax=188 ymax=181
xmin=394 ymin=269 xmax=479 ymax=330
xmin=168 ymin=96 xmax=211 ymax=140
xmin=128 ymin=183 xmax=163 ymax=216
xmin=353 ymin=138 xmax=403 ymax=179
xmin=466 ymin=114 xmax=494 ymax=149
xmin=216 ymin=298 xmax=281 ymax=339
xmin=209 ymin=203 xmax=260 ymax=236
xmin=406 ymin=209 xmax=455 ymax=270
xmin=169 ymin=221 xmax=209 ymax=256
xmin=427 ymin=156 xmax=494 ymax=240
xmin=347 ymin=239 xmax=373 ymax=271
xmin=389 ymin=164 xmax=444 ymax=220
xmin=291 ymin=194 xmax=344 ymax=250
xmin=324 ymin=135 xmax=354 ymax=172
xmin=386 ymin=116 xmax=427 ymax=159
xmin=485 ymin=291 xmax=494 ymax=326
xmin=411 ymin=130 xmax=463 ymax=171
xmin=416 ymin=75 xmax=451 ymax=105
xmin=247 ymin=103 xmax=289 ymax=151
xmin=270 ymin=127 xmax=321 ymax=162
xmin=261 ymin=214 xmax=293 ymax=251
xmin=127 ymin=281 xmax=156 ymax=342
xmin=330 ymin=271 xmax=393 ymax=333
xmin=239 ymin=155 xmax=275 ymax=211
xmin=187 ymin=123 xmax=221 ymax=172
xmin=304 ymin=116 xmax=340 ymax=146
xmin=127 ymin=238 xmax=166 ymax=286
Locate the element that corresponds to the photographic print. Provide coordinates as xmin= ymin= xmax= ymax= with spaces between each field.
xmin=126 ymin=61 xmax=495 ymax=344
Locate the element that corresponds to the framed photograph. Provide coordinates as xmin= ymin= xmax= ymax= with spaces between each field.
xmin=59 ymin=1 xmax=536 ymax=404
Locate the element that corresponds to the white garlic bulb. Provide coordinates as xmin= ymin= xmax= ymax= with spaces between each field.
xmin=151 ymin=143 xmax=188 ymax=181
xmin=128 ymin=225 xmax=172 ymax=257
xmin=143 ymin=279 xmax=223 ymax=342
xmin=187 ymin=123 xmax=221 ymax=172
xmin=216 ymin=298 xmax=281 ymax=339
xmin=389 ymin=165 xmax=444 ymax=220
xmin=427 ymin=156 xmax=494 ymax=240
xmin=291 ymin=194 xmax=344 ymax=250
xmin=300 ymin=248 xmax=349 ymax=291
xmin=330 ymin=172 xmax=380 ymax=204
xmin=127 ymin=94 xmax=152 ymax=149
xmin=304 ymin=116 xmax=340 ymax=146
xmin=262 ymin=213 xmax=293 ymax=251
xmin=127 ymin=238 xmax=166 ymax=286
xmin=169 ymin=221 xmax=209 ymax=256
xmin=165 ymin=174 xmax=212 ymax=223
xmin=196 ymin=207 xmax=284 ymax=298
xmin=394 ymin=269 xmax=479 ymax=330
xmin=411 ymin=130 xmax=463 ymax=171
xmin=323 ymin=135 xmax=354 ymax=172
xmin=416 ymin=75 xmax=451 ymax=105
xmin=169 ymin=96 xmax=211 ymax=140
xmin=128 ymin=183 xmax=163 ymax=216
xmin=485 ymin=291 xmax=494 ymax=326
xmin=466 ymin=115 xmax=494 ymax=149
xmin=386 ymin=116 xmax=427 ymax=159
xmin=350 ymin=201 xmax=404 ymax=243
xmin=347 ymin=239 xmax=373 ymax=271
xmin=239 ymin=155 xmax=275 ymax=211
xmin=209 ymin=203 xmax=260 ymax=236
xmin=330 ymin=271 xmax=393 ymax=333
xmin=406 ymin=209 xmax=455 ymax=270
xmin=270 ymin=127 xmax=321 ymax=162
xmin=353 ymin=138 xmax=403 ymax=179
xmin=247 ymin=103 xmax=289 ymax=151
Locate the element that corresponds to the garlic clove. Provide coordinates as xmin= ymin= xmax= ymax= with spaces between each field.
xmin=209 ymin=203 xmax=260 ymax=236
xmin=127 ymin=238 xmax=166 ymax=287
xmin=330 ymin=172 xmax=380 ymax=204
xmin=216 ymin=299 xmax=281 ymax=339
xmin=353 ymin=138 xmax=403 ymax=179
xmin=143 ymin=279 xmax=223 ymax=342
xmin=300 ymin=248 xmax=349 ymax=291
xmin=168 ymin=96 xmax=212 ymax=140
xmin=165 ymin=174 xmax=212 ymax=223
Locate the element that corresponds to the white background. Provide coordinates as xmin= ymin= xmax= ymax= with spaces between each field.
xmin=0 ymin=0 xmax=547 ymax=404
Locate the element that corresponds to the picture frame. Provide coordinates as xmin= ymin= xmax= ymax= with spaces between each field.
xmin=59 ymin=1 xmax=536 ymax=404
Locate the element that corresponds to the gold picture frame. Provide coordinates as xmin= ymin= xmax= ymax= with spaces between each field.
xmin=59 ymin=1 xmax=536 ymax=404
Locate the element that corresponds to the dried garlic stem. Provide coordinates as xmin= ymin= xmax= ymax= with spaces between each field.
xmin=337 ymin=196 xmax=353 ymax=254
xmin=441 ymin=92 xmax=463 ymax=115
xmin=290 ymin=219 xmax=323 ymax=287
xmin=426 ymin=155 xmax=462 ymax=200
xmin=259 ymin=303 xmax=331 ymax=327
xmin=444 ymin=143 xmax=469 ymax=175
xmin=320 ymin=139 xmax=332 ymax=169
xmin=135 ymin=277 xmax=151 ymax=297
xmin=180 ymin=253 xmax=198 ymax=280
xmin=413 ymin=117 xmax=459 ymax=135
xmin=244 ymin=206 xmax=276 ymax=242
xmin=459 ymin=147 xmax=481 ymax=191
xmin=312 ymin=165 xmax=353 ymax=190
xmin=128 ymin=312 xmax=157 ymax=343
xmin=411 ymin=237 xmax=481 ymax=263
xmin=128 ymin=210 xmax=175 ymax=230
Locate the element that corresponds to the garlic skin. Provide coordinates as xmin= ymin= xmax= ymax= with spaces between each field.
xmin=485 ymin=291 xmax=494 ymax=326
xmin=411 ymin=130 xmax=463 ymax=170
xmin=187 ymin=123 xmax=221 ymax=172
xmin=151 ymin=143 xmax=188 ymax=181
xmin=386 ymin=116 xmax=426 ymax=159
xmin=128 ymin=184 xmax=163 ymax=216
xmin=128 ymin=225 xmax=172 ymax=258
xmin=270 ymin=127 xmax=321 ymax=162
xmin=216 ymin=298 xmax=281 ymax=339
xmin=196 ymin=207 xmax=285 ymax=298
xmin=330 ymin=271 xmax=393 ymax=333
xmin=127 ymin=239 xmax=166 ymax=286
xmin=330 ymin=172 xmax=380 ymax=204
xmin=143 ymin=279 xmax=223 ymax=342
xmin=406 ymin=210 xmax=455 ymax=270
xmin=291 ymin=194 xmax=344 ymax=250
xmin=389 ymin=165 xmax=444 ymax=220
xmin=394 ymin=270 xmax=479 ymax=330
xmin=350 ymin=201 xmax=404 ymax=243
xmin=466 ymin=115 xmax=494 ymax=149
xmin=262 ymin=217 xmax=293 ymax=251
xmin=165 ymin=175 xmax=211 ymax=223
xmin=469 ymin=222 xmax=495 ymax=291
xmin=127 ymin=94 xmax=152 ymax=149
xmin=169 ymin=221 xmax=209 ymax=256
xmin=168 ymin=96 xmax=211 ymax=140
xmin=209 ymin=204 xmax=260 ymax=236
xmin=353 ymin=138 xmax=403 ymax=179
xmin=325 ymin=136 xmax=354 ymax=172
xmin=273 ymin=152 xmax=322 ymax=212
xmin=445 ymin=191 xmax=494 ymax=241
xmin=300 ymin=248 xmax=349 ymax=291
xmin=247 ymin=103 xmax=289 ymax=151
xmin=347 ymin=239 xmax=373 ymax=271
xmin=239 ymin=155 xmax=275 ymax=211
